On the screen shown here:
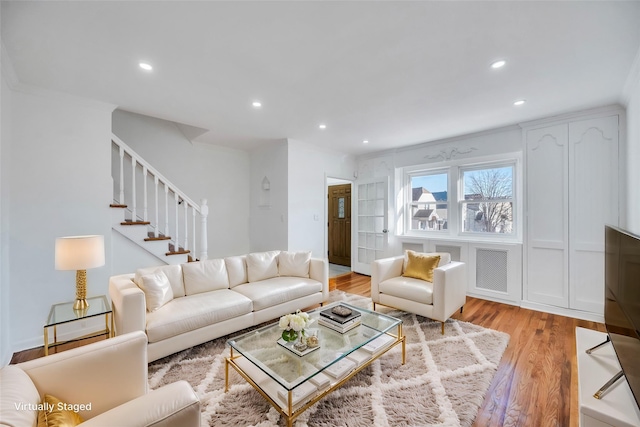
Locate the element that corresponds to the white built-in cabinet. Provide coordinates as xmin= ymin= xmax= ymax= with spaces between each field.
xmin=524 ymin=112 xmax=620 ymax=316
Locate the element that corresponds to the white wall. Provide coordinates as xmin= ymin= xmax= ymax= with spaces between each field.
xmin=4 ymin=85 xmax=114 ymax=353
xmin=112 ymin=110 xmax=251 ymax=258
xmin=1 ymin=52 xmax=13 ymax=365
xmin=249 ymin=140 xmax=288 ymax=252
xmin=624 ymin=54 xmax=640 ymax=235
xmin=288 ymin=140 xmax=356 ymax=258
xmin=357 ymin=126 xmax=523 ymax=256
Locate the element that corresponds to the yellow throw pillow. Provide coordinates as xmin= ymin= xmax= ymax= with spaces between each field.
xmin=37 ymin=394 xmax=84 ymax=427
xmin=402 ymin=251 xmax=441 ymax=282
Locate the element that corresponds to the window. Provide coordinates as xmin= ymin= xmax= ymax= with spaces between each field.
xmin=460 ymin=164 xmax=514 ymax=234
xmin=408 ymin=172 xmax=448 ymax=231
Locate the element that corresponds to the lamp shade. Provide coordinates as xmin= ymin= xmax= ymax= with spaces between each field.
xmin=55 ymin=235 xmax=105 ymax=271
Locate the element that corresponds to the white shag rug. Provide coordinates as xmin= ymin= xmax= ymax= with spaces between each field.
xmin=148 ymin=291 xmax=509 ymax=427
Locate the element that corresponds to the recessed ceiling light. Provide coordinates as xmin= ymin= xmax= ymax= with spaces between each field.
xmin=252 ymin=101 xmax=262 ymax=108
xmin=319 ymin=124 xmax=327 ymax=130
xmin=513 ymin=99 xmax=526 ymax=106
xmin=139 ymin=62 xmax=153 ymax=71
xmin=491 ymin=60 xmax=506 ymax=69
xmin=363 ymin=140 xmax=369 ymax=144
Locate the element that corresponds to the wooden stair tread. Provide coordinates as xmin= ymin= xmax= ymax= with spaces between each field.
xmin=110 ymin=204 xmax=127 ymax=208
xmin=166 ymin=249 xmax=190 ymax=256
xmin=121 ymin=221 xmax=151 ymax=226
xmin=144 ymin=236 xmax=171 ymax=241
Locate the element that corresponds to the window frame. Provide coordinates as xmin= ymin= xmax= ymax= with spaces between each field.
xmin=401 ymin=154 xmax=521 ymax=242
xmin=405 ymin=168 xmax=450 ymax=234
xmin=458 ymin=161 xmax=516 ymax=237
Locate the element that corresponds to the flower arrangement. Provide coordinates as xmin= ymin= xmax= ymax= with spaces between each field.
xmin=279 ymin=310 xmax=313 ymax=342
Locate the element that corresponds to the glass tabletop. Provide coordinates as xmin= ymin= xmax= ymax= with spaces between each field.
xmin=45 ymin=295 xmax=112 ymax=327
xmin=227 ymin=302 xmax=401 ymax=390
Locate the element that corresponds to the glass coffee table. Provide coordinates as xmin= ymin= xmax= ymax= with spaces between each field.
xmin=225 ymin=302 xmax=405 ymax=427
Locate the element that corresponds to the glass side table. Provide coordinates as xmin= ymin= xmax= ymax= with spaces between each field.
xmin=44 ymin=295 xmax=114 ymax=356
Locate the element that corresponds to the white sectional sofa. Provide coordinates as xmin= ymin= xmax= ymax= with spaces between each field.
xmin=109 ymin=251 xmax=328 ymax=362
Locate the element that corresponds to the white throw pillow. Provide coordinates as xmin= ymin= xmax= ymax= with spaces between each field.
xmin=278 ymin=251 xmax=311 ymax=278
xmin=181 ymin=258 xmax=230 ymax=295
xmin=225 ymin=255 xmax=248 ymax=288
xmin=134 ymin=264 xmax=185 ymax=298
xmin=246 ymin=251 xmax=280 ymax=282
xmin=138 ymin=270 xmax=174 ymax=312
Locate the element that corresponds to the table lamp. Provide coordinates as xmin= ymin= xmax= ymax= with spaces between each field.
xmin=55 ymin=235 xmax=105 ymax=310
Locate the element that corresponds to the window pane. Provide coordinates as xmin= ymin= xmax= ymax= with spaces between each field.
xmin=462 ymin=201 xmax=513 ymax=234
xmin=410 ymin=173 xmax=448 ymax=231
xmin=463 ymin=166 xmax=513 ymax=200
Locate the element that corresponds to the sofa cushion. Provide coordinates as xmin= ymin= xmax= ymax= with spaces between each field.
xmin=246 ymin=251 xmax=280 ymax=282
xmin=232 ymin=277 xmax=322 ymax=311
xmin=278 ymin=251 xmax=311 ymax=278
xmin=403 ymin=251 xmax=440 ymax=282
xmin=225 ymin=255 xmax=248 ymax=288
xmin=134 ymin=264 xmax=185 ymax=298
xmin=379 ymin=276 xmax=434 ymax=305
xmin=145 ymin=290 xmax=252 ymax=343
xmin=0 ymin=365 xmax=40 ymax=427
xmin=182 ymin=259 xmax=229 ymax=296
xmin=138 ymin=270 xmax=174 ymax=312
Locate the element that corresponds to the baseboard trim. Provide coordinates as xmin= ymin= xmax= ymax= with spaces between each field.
xmin=520 ymin=300 xmax=604 ymax=323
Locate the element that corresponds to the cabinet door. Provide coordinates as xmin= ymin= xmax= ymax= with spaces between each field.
xmin=569 ymin=115 xmax=618 ymax=313
xmin=526 ymin=124 xmax=569 ymax=308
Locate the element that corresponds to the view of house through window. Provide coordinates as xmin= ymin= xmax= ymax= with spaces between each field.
xmin=409 ymin=172 xmax=448 ymax=231
xmin=461 ymin=165 xmax=514 ymax=234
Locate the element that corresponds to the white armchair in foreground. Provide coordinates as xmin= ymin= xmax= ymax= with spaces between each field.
xmin=0 ymin=331 xmax=200 ymax=427
xmin=371 ymin=251 xmax=467 ymax=334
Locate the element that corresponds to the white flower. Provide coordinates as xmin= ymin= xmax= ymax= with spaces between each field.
xmin=279 ymin=310 xmax=313 ymax=332
xmin=279 ymin=315 xmax=291 ymax=330
xmin=289 ymin=315 xmax=306 ymax=332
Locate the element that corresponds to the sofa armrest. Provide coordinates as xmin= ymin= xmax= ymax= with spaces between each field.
xmin=17 ymin=331 xmax=148 ymax=420
xmin=80 ymin=381 xmax=200 ymax=427
xmin=309 ymin=258 xmax=329 ymax=301
xmin=109 ymin=274 xmax=146 ymax=336
xmin=371 ymin=256 xmax=404 ymax=303
xmin=431 ymin=261 xmax=467 ymax=322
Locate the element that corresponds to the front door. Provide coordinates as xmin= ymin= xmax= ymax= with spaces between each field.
xmin=328 ymin=184 xmax=351 ymax=266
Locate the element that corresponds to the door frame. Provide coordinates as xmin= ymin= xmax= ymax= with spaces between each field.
xmin=325 ymin=175 xmax=354 ymax=270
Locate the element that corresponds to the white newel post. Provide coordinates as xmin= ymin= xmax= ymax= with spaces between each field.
xmin=118 ymin=146 xmax=125 ymax=204
xmin=200 ymin=199 xmax=208 ymax=260
xmin=183 ymin=202 xmax=188 ymax=253
xmin=154 ymin=176 xmax=159 ymax=237
xmin=131 ymin=157 xmax=137 ymax=221
xmin=142 ymin=166 xmax=148 ymax=223
xmin=164 ymin=184 xmax=169 ymax=237
xmin=192 ymin=208 xmax=196 ymax=259
xmin=174 ymin=193 xmax=179 ymax=251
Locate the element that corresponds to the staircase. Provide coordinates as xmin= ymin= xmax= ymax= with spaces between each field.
xmin=111 ymin=134 xmax=208 ymax=265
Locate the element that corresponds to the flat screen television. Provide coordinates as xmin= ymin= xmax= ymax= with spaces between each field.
xmin=604 ymin=225 xmax=640 ymax=408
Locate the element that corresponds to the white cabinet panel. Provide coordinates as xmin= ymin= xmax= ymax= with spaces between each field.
xmin=525 ymin=113 xmax=619 ymax=316
xmin=528 ymin=247 xmax=568 ymax=306
xmin=569 ymin=115 xmax=619 ymax=312
xmin=526 ymin=124 xmax=569 ymax=307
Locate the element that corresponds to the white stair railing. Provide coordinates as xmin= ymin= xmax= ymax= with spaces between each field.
xmin=111 ymin=134 xmax=208 ymax=261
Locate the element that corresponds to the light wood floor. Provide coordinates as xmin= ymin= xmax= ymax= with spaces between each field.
xmin=331 ymin=272 xmax=605 ymax=427
xmin=13 ymin=272 xmax=605 ymax=427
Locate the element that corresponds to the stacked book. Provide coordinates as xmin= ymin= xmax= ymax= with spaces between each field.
xmin=318 ymin=305 xmax=361 ymax=333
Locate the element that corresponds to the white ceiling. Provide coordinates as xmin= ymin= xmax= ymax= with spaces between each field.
xmin=2 ymin=1 xmax=640 ymax=156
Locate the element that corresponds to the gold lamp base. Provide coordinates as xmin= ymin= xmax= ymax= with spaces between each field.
xmin=73 ymin=269 xmax=90 ymax=311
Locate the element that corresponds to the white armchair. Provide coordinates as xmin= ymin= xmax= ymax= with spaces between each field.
xmin=0 ymin=331 xmax=200 ymax=427
xmin=371 ymin=252 xmax=467 ymax=334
